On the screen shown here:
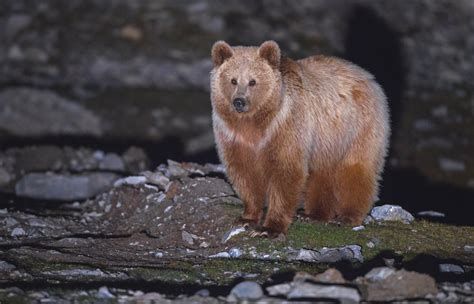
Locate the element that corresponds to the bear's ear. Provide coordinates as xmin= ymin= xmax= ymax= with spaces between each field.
xmin=211 ymin=41 xmax=233 ymax=67
xmin=258 ymin=40 xmax=280 ymax=69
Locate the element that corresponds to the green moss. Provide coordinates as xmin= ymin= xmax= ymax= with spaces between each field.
xmin=124 ymin=260 xmax=202 ymax=283
xmin=220 ymin=203 xmax=242 ymax=216
xmin=227 ymin=208 xmax=440 ymax=262
xmin=3 ymin=207 xmax=473 ymax=290
xmin=287 ymin=222 xmax=365 ymax=248
xmin=361 ymin=220 xmax=474 ymax=261
xmin=127 ymin=266 xmax=198 ymax=283
xmin=4 ymin=251 xmax=84 ymax=274
xmin=200 ymin=259 xmax=327 ymax=284
xmin=229 ymin=218 xmax=474 ymax=264
xmin=74 ymin=295 xmax=116 ymax=304
xmin=202 ymin=259 xmax=270 ymax=283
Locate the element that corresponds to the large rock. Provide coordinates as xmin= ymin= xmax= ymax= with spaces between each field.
xmin=267 ymin=282 xmax=360 ymax=303
xmin=358 ymin=268 xmax=438 ymax=301
xmin=0 ymin=146 xmax=148 ymax=186
xmin=292 ymin=245 xmax=363 ymax=263
xmin=0 ymin=88 xmax=102 ymax=136
xmin=15 ymin=172 xmax=120 ymax=201
xmin=368 ymin=204 xmax=414 ymax=223
xmin=229 ymin=281 xmax=263 ymax=301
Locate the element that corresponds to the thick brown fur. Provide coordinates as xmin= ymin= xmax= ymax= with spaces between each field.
xmin=210 ymin=41 xmax=390 ymax=234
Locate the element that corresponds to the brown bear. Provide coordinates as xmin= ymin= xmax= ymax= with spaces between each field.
xmin=210 ymin=40 xmax=390 ymax=237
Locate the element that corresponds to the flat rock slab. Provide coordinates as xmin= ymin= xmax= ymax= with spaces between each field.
xmin=0 ymin=146 xmax=149 ymax=191
xmin=15 ymin=172 xmax=120 ymax=201
xmin=0 ymin=88 xmax=102 ymax=136
xmin=267 ymin=282 xmax=360 ymax=303
xmin=292 ymin=245 xmax=363 ymax=263
xmin=358 ymin=268 xmax=438 ymax=301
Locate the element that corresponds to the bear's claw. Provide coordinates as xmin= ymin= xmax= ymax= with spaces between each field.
xmin=248 ymin=227 xmax=283 ymax=239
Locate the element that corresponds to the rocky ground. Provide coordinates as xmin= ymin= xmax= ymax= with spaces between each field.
xmin=0 ymin=146 xmax=473 ymax=303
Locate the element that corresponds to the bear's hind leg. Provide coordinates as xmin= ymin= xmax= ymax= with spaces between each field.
xmin=304 ymin=170 xmax=337 ymax=222
xmin=334 ymin=163 xmax=378 ymax=225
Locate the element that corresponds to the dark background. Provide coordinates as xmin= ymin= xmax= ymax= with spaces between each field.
xmin=0 ymin=0 xmax=473 ymax=224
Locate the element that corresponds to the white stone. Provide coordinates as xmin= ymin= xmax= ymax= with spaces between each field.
xmin=98 ymin=286 xmax=115 ymax=299
xmin=229 ymin=247 xmax=243 ymax=258
xmin=365 ymin=267 xmax=396 ymax=281
xmin=417 ymin=210 xmax=445 ymax=218
xmin=439 ymin=264 xmax=464 ymax=274
xmin=113 ymin=176 xmax=147 ymax=187
xmin=352 ymin=225 xmax=365 ymax=231
xmin=11 ymin=227 xmax=26 ymax=237
xmin=432 ymin=105 xmax=448 ymax=117
xmin=209 ymin=252 xmax=230 ymax=258
xmin=464 ymin=245 xmax=474 ymax=253
xmin=221 ymin=226 xmax=246 ymax=244
xmin=370 ymin=204 xmax=414 ymax=223
xmin=439 ymin=157 xmax=465 ymax=172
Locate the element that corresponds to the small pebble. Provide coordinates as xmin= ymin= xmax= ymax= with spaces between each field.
xmin=181 ymin=230 xmax=194 ymax=245
xmin=417 ymin=210 xmax=445 ymax=218
xmin=352 ymin=225 xmax=365 ymax=231
xmin=439 ymin=264 xmax=464 ymax=274
xmin=199 ymin=241 xmax=210 ymax=248
xmin=113 ymin=176 xmax=147 ymax=187
xmin=464 ymin=245 xmax=474 ymax=253
xmin=210 ymin=252 xmax=230 ymax=258
xmin=11 ymin=227 xmax=26 ymax=237
xmin=195 ymin=289 xmax=210 ymax=297
xmin=229 ymin=247 xmax=243 ymax=258
xmin=383 ymin=258 xmax=395 ymax=267
xmin=97 ymin=286 xmax=115 ymax=299
xmin=221 ymin=226 xmax=246 ymax=244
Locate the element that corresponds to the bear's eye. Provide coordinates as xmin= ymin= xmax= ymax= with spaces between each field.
xmin=231 ymin=79 xmax=237 ymax=85
xmin=249 ymin=79 xmax=256 ymax=86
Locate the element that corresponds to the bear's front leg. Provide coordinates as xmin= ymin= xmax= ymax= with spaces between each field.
xmin=228 ymin=168 xmax=266 ymax=228
xmin=257 ymin=156 xmax=307 ymax=237
xmin=222 ymin=145 xmax=267 ymax=228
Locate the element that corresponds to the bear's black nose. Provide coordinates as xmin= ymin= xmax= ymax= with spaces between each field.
xmin=233 ymin=98 xmax=247 ymax=113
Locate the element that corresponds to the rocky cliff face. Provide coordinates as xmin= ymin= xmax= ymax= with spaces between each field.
xmin=1 ymin=0 xmax=473 ymax=188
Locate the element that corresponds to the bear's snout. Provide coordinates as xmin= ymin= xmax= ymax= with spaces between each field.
xmin=232 ymin=98 xmax=248 ymax=113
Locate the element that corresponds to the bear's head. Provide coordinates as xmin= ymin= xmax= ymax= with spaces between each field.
xmin=210 ymin=40 xmax=282 ymax=118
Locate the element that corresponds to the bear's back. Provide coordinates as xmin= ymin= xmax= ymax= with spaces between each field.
xmin=282 ymin=54 xmax=388 ymax=168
